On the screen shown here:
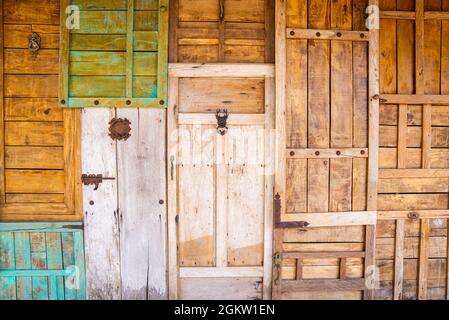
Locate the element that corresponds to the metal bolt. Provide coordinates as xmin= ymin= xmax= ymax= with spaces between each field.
xmin=316 ymin=32 xmax=321 ymax=37
xmin=336 ymin=150 xmax=341 ymax=156
xmin=290 ymin=151 xmax=295 ymax=156
xmin=315 ymin=151 xmax=320 ymax=156
xmin=360 ymin=33 xmax=365 ymax=39
xmin=60 ymin=99 xmax=66 ymax=105
xmin=89 ymin=200 xmax=94 ymax=205
xmin=337 ymin=32 xmax=342 ymax=37
xmin=159 ymin=200 xmax=164 ymax=205
xmin=360 ymin=150 xmax=365 ymax=155
xmin=159 ymin=99 xmax=165 ymax=105
xmin=126 ymin=100 xmax=131 ymax=105
xmin=290 ymin=30 xmax=295 ymax=36
xmin=94 ymin=100 xmax=100 ymax=105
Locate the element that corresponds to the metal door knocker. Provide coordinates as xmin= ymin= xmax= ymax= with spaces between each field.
xmin=108 ymin=117 xmax=131 ymax=141
xmin=28 ymin=32 xmax=41 ymax=53
xmin=216 ymin=109 xmax=229 ymax=136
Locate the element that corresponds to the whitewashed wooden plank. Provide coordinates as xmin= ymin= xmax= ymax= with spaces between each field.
xmin=117 ymin=108 xmax=167 ymax=300
xmin=82 ymin=108 xmax=122 ymax=300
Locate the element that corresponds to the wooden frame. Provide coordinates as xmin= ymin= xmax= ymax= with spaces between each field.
xmin=167 ymin=63 xmax=275 ymax=300
xmin=58 ymin=0 xmax=169 ymax=108
xmin=0 ymin=2 xmax=82 ymax=221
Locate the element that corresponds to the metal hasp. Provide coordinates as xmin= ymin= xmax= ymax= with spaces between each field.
xmin=274 ymin=193 xmax=310 ymax=229
xmin=28 ymin=32 xmax=41 ymax=52
xmin=81 ymin=174 xmax=115 ymax=190
xmin=215 ymin=109 xmax=229 ymax=136
xmin=108 ymin=118 xmax=131 ymax=141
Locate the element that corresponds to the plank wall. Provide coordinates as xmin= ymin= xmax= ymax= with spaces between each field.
xmin=0 ymin=0 xmax=81 ymax=221
xmin=169 ymin=0 xmax=275 ymax=62
xmin=376 ymin=0 xmax=449 ymax=300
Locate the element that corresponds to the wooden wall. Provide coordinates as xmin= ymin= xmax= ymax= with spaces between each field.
xmin=0 ymin=0 xmax=81 ymax=221
xmin=376 ymin=0 xmax=449 ymax=300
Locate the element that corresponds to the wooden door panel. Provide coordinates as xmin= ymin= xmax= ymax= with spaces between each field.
xmin=168 ymin=64 xmax=274 ymax=299
xmin=274 ymin=0 xmax=379 ymax=300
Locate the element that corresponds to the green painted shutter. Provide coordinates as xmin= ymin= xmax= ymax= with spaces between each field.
xmin=0 ymin=223 xmax=86 ymax=300
xmin=59 ymin=0 xmax=169 ymax=108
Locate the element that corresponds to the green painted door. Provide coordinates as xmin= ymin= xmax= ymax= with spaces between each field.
xmin=0 ymin=222 xmax=86 ymax=300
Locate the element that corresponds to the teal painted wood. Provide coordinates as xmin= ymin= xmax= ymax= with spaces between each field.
xmin=0 ymin=222 xmax=86 ymax=300
xmin=60 ymin=0 xmax=169 ymax=108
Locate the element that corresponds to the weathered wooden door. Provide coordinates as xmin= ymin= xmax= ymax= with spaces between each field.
xmin=0 ymin=222 xmax=86 ymax=300
xmin=167 ymin=63 xmax=274 ymax=299
xmin=273 ymin=0 xmax=379 ymax=299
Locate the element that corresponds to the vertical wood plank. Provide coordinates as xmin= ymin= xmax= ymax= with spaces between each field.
xmin=272 ymin=0 xmax=286 ymax=300
xmin=265 ymin=0 xmax=275 ymax=62
xmin=415 ymin=0 xmax=425 ymax=94
xmin=0 ymin=0 xmax=5 ymax=205
xmin=167 ymin=77 xmax=179 ymax=299
xmin=73 ymin=231 xmax=86 ymax=299
xmin=418 ymin=219 xmax=430 ymax=300
xmin=397 ymin=104 xmax=408 ymax=168
xmin=117 ymin=108 xmax=167 ymax=300
xmin=157 ymin=0 xmax=170 ymax=104
xmin=82 ymin=109 xmax=122 ymax=300
xmin=168 ymin=0 xmax=178 ymax=62
xmin=46 ymin=233 xmax=64 ymax=300
xmin=365 ymin=0 xmax=380 ymax=300
xmin=216 ymin=134 xmax=228 ymax=268
xmin=30 ymin=233 xmax=48 ymax=300
xmin=61 ymin=232 xmax=76 ymax=300
xmin=422 ymin=104 xmax=432 ymax=168
xmin=263 ymin=77 xmax=274 ymax=299
xmin=0 ymin=232 xmax=16 ymax=300
xmin=14 ymin=232 xmax=32 ymax=300
xmin=393 ymin=219 xmax=404 ymax=300
xmin=59 ymin=0 xmax=70 ymax=107
xmin=126 ymin=0 xmax=134 ymax=97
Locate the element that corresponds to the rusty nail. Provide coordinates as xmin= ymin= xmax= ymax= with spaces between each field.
xmin=337 ymin=32 xmax=342 ymax=37
xmin=94 ymin=100 xmax=100 ymax=105
xmin=44 ymin=109 xmax=51 ymax=115
xmin=316 ymin=32 xmax=321 ymax=37
xmin=160 ymin=5 xmax=167 ymax=12
xmin=159 ymin=200 xmax=164 ymax=205
xmin=373 ymin=94 xmax=380 ymax=100
xmin=89 ymin=200 xmax=94 ymax=205
xmin=290 ymin=151 xmax=295 ymax=156
xmin=336 ymin=150 xmax=341 ymax=156
xmin=290 ymin=30 xmax=295 ymax=36
xmin=159 ymin=99 xmax=165 ymax=105
xmin=360 ymin=33 xmax=365 ymax=39
xmin=315 ymin=151 xmax=320 ymax=156
xmin=60 ymin=100 xmax=66 ymax=105
xmin=126 ymin=100 xmax=132 ymax=105
xmin=360 ymin=150 xmax=365 ymax=155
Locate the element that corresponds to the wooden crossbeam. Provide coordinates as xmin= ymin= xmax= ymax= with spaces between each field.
xmin=281 ymin=279 xmax=366 ymax=292
xmin=378 ymin=210 xmax=449 ymax=220
xmin=287 ymin=148 xmax=368 ymax=159
xmin=286 ymin=28 xmax=369 ymax=41
xmin=380 ymin=95 xmax=449 ymax=104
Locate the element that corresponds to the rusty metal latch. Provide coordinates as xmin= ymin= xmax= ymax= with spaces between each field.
xmin=28 ymin=32 xmax=41 ymax=52
xmin=372 ymin=94 xmax=387 ymax=104
xmin=273 ymin=252 xmax=282 ymax=285
xmin=216 ymin=109 xmax=229 ymax=136
xmin=81 ymin=174 xmax=115 ymax=190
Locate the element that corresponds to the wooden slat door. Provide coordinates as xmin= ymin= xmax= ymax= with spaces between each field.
xmin=0 ymin=222 xmax=86 ymax=300
xmin=273 ymin=0 xmax=379 ymax=300
xmin=167 ymin=63 xmax=274 ymax=300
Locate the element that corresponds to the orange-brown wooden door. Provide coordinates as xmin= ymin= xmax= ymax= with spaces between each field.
xmin=273 ymin=0 xmax=379 ymax=300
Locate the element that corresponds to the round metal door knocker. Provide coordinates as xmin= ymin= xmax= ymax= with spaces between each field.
xmin=215 ymin=109 xmax=229 ymax=136
xmin=28 ymin=32 xmax=41 ymax=52
xmin=108 ymin=118 xmax=131 ymax=141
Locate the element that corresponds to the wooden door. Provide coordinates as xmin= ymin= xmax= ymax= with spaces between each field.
xmin=0 ymin=0 xmax=81 ymax=221
xmin=0 ymin=222 xmax=86 ymax=300
xmin=273 ymin=0 xmax=379 ymax=299
xmin=167 ymin=63 xmax=274 ymax=300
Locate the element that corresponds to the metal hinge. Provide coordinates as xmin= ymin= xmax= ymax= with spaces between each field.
xmin=274 ymin=193 xmax=310 ymax=229
xmin=219 ymin=0 xmax=225 ymax=20
xmin=81 ymin=174 xmax=115 ymax=190
xmin=273 ymin=252 xmax=282 ymax=285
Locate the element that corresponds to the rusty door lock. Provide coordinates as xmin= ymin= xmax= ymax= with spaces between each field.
xmin=216 ymin=109 xmax=229 ymax=136
xmin=81 ymin=174 xmax=115 ymax=190
xmin=28 ymin=32 xmax=41 ymax=52
xmin=109 ymin=118 xmax=131 ymax=141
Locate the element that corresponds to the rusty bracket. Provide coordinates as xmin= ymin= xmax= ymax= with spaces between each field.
xmin=216 ymin=109 xmax=229 ymax=136
xmin=274 ymin=193 xmax=310 ymax=229
xmin=408 ymin=211 xmax=420 ymax=220
xmin=109 ymin=118 xmax=131 ymax=141
xmin=81 ymin=174 xmax=115 ymax=190
xmin=273 ymin=252 xmax=282 ymax=285
xmin=372 ymin=94 xmax=387 ymax=104
xmin=28 ymin=32 xmax=41 ymax=52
